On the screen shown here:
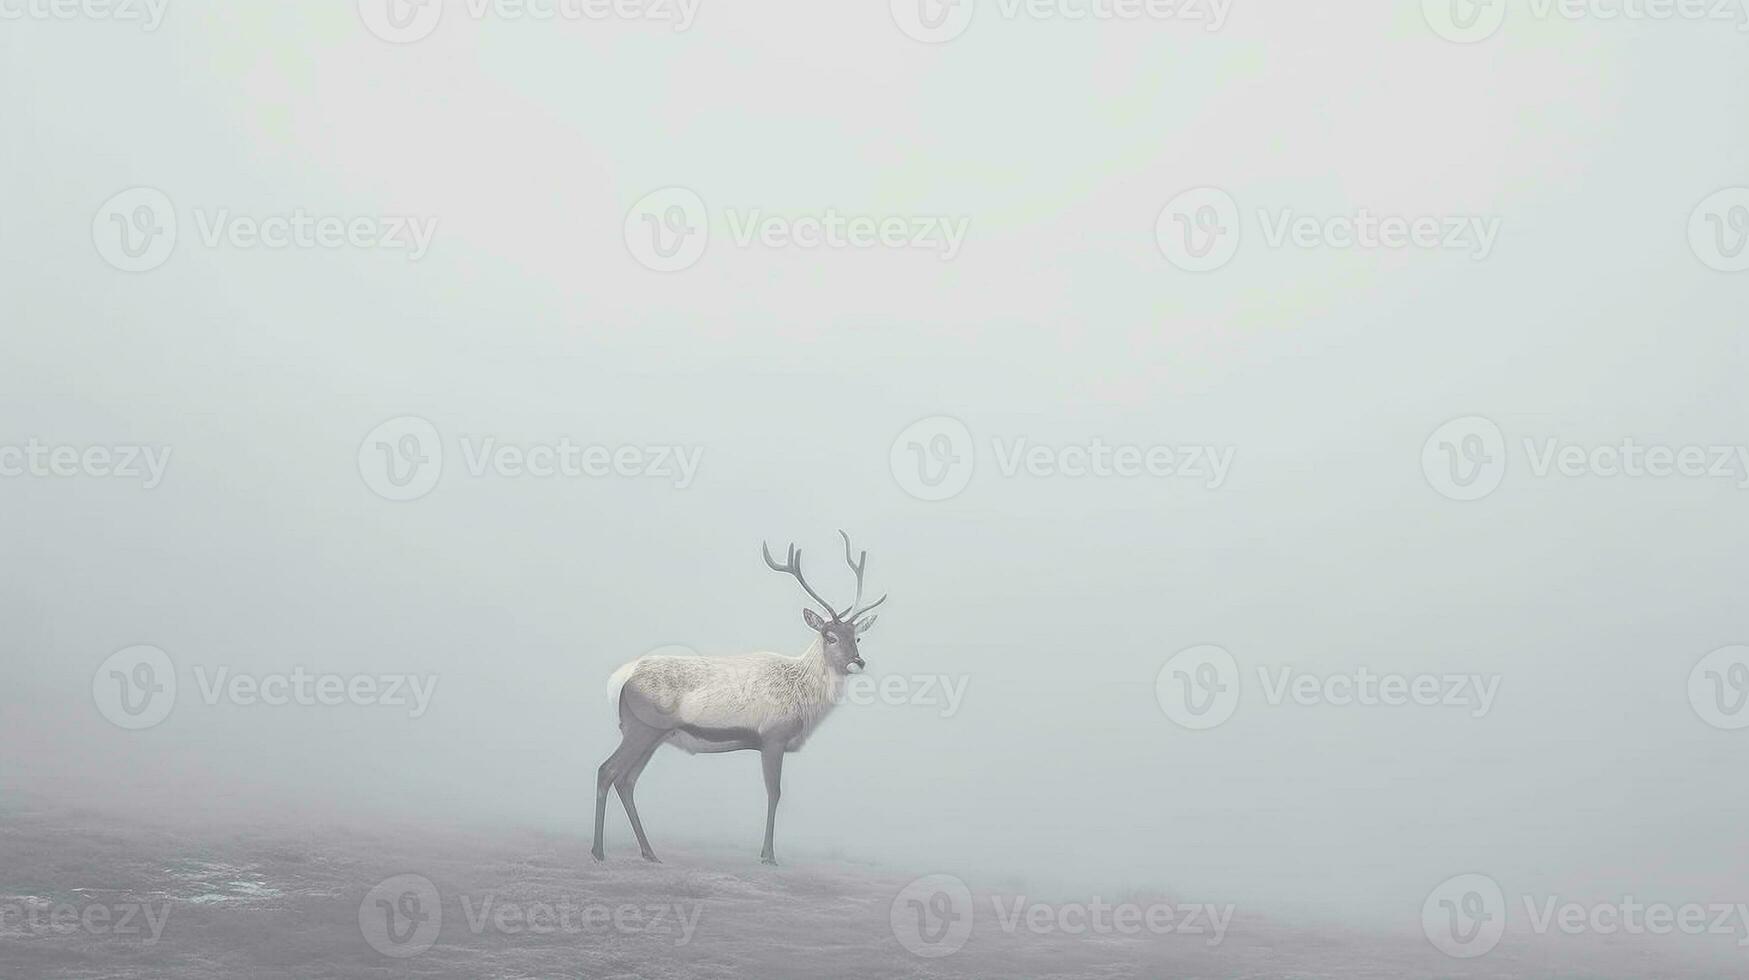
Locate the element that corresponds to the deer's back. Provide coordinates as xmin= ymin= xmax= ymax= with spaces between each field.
xmin=626 ymin=653 xmax=817 ymax=732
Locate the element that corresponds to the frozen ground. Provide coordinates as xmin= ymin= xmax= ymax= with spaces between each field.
xmin=0 ymin=803 xmax=1733 ymax=979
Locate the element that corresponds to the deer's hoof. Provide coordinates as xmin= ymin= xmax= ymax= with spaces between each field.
xmin=591 ymin=849 xmax=605 ymax=862
xmin=760 ymin=855 xmax=778 ymax=866
xmin=641 ymin=852 xmax=661 ymax=864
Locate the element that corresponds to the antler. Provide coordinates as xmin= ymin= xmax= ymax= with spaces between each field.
xmin=838 ymin=529 xmax=888 ymax=623
xmin=762 ymin=541 xmax=841 ymax=619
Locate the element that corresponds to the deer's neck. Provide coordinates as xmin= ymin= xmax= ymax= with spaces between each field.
xmin=772 ymin=638 xmax=841 ymax=749
xmin=797 ymin=638 xmax=845 ymax=706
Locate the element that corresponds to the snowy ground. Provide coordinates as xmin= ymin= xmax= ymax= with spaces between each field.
xmin=0 ymin=804 xmax=1732 ymax=979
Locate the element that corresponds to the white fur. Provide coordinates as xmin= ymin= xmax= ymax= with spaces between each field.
xmin=605 ymin=659 xmax=641 ymax=706
xmin=610 ymin=640 xmax=846 ymax=753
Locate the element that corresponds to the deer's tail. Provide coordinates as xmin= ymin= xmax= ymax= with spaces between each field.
xmin=605 ymin=659 xmax=642 ymax=712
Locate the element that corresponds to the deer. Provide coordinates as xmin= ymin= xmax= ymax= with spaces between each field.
xmin=592 ymin=532 xmax=887 ymax=866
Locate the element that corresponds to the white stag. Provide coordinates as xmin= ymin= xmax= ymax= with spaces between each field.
xmin=593 ymin=532 xmax=887 ymax=865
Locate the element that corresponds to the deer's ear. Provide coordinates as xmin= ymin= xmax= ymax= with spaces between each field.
xmin=855 ymin=615 xmax=877 ymax=634
xmin=803 ymin=608 xmax=827 ymax=631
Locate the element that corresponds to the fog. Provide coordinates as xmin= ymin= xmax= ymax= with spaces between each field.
xmin=3 ymin=2 xmax=1747 ymax=975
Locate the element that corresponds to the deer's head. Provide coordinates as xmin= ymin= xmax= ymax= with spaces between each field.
xmin=763 ymin=531 xmax=887 ymax=675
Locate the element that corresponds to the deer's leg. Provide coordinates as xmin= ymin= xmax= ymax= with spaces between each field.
xmin=615 ymin=735 xmax=667 ymax=863
xmin=592 ymin=733 xmax=635 ymax=861
xmin=759 ymin=744 xmax=784 ymax=865
xmin=593 ymin=721 xmax=666 ymax=861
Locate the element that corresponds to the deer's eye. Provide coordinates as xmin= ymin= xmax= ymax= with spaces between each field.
xmin=826 ymin=633 xmax=838 ymax=643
